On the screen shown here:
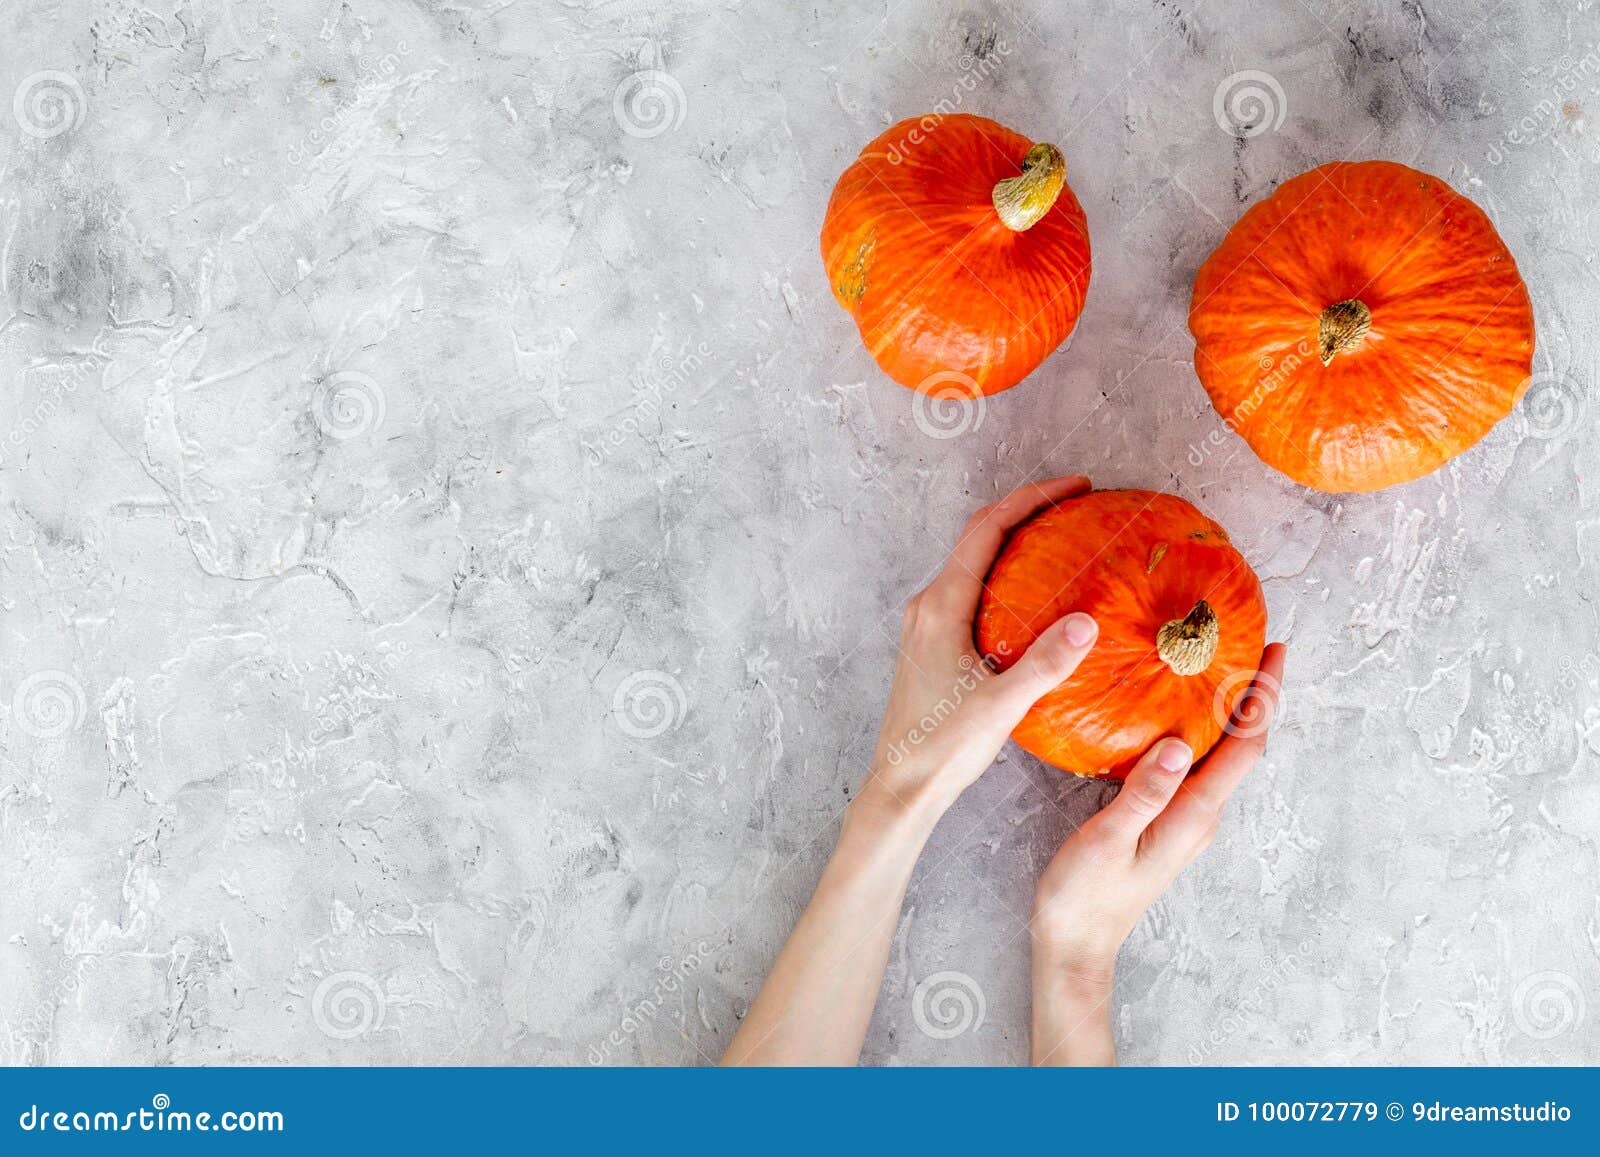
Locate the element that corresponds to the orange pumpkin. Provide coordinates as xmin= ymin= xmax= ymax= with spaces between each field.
xmin=975 ymin=490 xmax=1266 ymax=779
xmin=820 ymin=113 xmax=1091 ymax=397
xmin=1189 ymin=160 xmax=1534 ymax=493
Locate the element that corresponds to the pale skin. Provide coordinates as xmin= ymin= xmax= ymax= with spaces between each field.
xmin=721 ymin=475 xmax=1286 ymax=1066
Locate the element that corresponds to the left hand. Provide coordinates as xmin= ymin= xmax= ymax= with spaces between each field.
xmin=724 ymin=473 xmax=1103 ymax=1066
xmin=854 ymin=474 xmax=1101 ymax=828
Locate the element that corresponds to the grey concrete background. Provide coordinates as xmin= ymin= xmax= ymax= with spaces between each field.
xmin=1 ymin=0 xmax=1596 ymax=1065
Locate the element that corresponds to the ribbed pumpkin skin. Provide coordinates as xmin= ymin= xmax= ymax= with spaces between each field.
xmin=975 ymin=490 xmax=1266 ymax=779
xmin=820 ymin=114 xmax=1091 ymax=396
xmin=1189 ymin=160 xmax=1534 ymax=493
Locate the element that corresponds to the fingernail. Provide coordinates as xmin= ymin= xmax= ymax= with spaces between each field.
xmin=1062 ymin=612 xmax=1097 ymax=647
xmin=1157 ymin=739 xmax=1193 ymax=773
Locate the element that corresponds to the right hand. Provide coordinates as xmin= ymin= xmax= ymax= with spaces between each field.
xmin=1031 ymin=644 xmax=1287 ymax=1001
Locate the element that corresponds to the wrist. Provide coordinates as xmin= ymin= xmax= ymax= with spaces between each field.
xmin=1030 ymin=959 xmax=1116 ymax=1066
xmin=1029 ymin=926 xmax=1119 ymax=1002
xmin=848 ymin=768 xmax=961 ymax=836
xmin=822 ymin=791 xmax=939 ymax=905
xmin=1031 ymin=934 xmax=1118 ymax=1066
xmin=841 ymin=784 xmax=944 ymax=853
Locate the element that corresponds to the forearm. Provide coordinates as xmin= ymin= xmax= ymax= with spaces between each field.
xmin=1030 ymin=951 xmax=1117 ymax=1065
xmin=721 ymin=797 xmax=937 ymax=1065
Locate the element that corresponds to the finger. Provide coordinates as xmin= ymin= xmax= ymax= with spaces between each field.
xmin=979 ymin=611 xmax=1098 ymax=722
xmin=1146 ymin=643 xmax=1286 ymax=848
xmin=1084 ymin=736 xmax=1194 ymax=846
xmin=921 ymin=475 xmax=1091 ymax=619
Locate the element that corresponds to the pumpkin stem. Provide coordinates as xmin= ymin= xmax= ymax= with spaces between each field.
xmin=1318 ymin=299 xmax=1372 ymax=365
xmin=1156 ymin=600 xmax=1220 ymax=676
xmin=992 ymin=143 xmax=1065 ymax=232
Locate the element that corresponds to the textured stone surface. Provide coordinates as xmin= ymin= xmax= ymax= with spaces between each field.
xmin=2 ymin=0 xmax=1597 ymax=1066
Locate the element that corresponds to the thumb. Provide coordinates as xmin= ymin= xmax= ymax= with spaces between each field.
xmin=1087 ymin=736 xmax=1194 ymax=847
xmin=983 ymin=612 xmax=1098 ymax=722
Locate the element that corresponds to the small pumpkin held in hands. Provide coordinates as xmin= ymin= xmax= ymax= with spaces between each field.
xmin=976 ymin=490 xmax=1266 ymax=779
xmin=820 ymin=113 xmax=1092 ymax=397
xmin=1189 ymin=160 xmax=1534 ymax=493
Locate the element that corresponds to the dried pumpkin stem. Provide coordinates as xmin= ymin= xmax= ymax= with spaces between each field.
xmin=1318 ymin=298 xmax=1372 ymax=365
xmin=992 ymin=143 xmax=1065 ymax=232
xmin=1156 ymin=599 xmax=1220 ymax=676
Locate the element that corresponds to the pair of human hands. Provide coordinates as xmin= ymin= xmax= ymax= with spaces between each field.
xmin=854 ymin=475 xmax=1285 ymax=1026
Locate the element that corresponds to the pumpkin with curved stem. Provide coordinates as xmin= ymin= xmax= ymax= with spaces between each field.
xmin=820 ymin=113 xmax=1092 ymax=397
xmin=1188 ymin=160 xmax=1535 ymax=493
xmin=975 ymin=489 xmax=1266 ymax=779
